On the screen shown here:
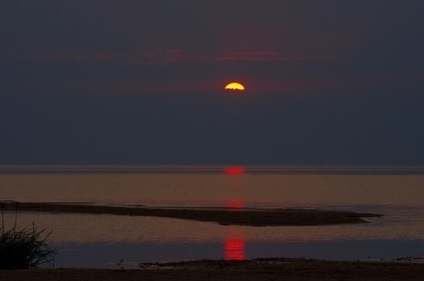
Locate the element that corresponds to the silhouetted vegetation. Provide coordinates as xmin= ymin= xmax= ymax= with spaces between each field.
xmin=0 ymin=203 xmax=57 ymax=269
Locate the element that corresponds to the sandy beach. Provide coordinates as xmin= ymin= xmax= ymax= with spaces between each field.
xmin=1 ymin=258 xmax=424 ymax=281
xmin=2 ymin=201 xmax=381 ymax=226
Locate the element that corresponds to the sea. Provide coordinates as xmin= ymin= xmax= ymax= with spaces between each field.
xmin=1 ymin=165 xmax=424 ymax=268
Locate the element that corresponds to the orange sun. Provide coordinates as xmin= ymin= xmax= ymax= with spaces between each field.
xmin=225 ymin=82 xmax=246 ymax=91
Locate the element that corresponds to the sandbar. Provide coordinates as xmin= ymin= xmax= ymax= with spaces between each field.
xmin=2 ymin=201 xmax=382 ymax=226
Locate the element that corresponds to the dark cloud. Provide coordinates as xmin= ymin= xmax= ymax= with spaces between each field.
xmin=0 ymin=49 xmax=333 ymax=66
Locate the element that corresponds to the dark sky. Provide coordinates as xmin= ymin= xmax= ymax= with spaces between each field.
xmin=1 ymin=0 xmax=424 ymax=165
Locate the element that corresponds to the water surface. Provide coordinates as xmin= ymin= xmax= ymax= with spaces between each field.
xmin=1 ymin=166 xmax=423 ymax=267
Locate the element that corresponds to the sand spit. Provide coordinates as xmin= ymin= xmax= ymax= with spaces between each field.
xmin=2 ymin=201 xmax=382 ymax=226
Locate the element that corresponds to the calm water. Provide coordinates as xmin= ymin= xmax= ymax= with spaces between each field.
xmin=1 ymin=166 xmax=424 ymax=267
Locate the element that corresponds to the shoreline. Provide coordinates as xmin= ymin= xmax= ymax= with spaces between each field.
xmin=1 ymin=201 xmax=382 ymax=226
xmin=1 ymin=258 xmax=424 ymax=281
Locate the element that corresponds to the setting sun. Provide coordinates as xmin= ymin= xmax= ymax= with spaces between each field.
xmin=225 ymin=82 xmax=245 ymax=91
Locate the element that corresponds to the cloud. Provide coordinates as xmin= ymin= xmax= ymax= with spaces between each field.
xmin=0 ymin=49 xmax=334 ymax=66
xmin=214 ymin=51 xmax=333 ymax=62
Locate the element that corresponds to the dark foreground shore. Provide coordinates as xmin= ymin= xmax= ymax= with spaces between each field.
xmin=2 ymin=201 xmax=381 ymax=226
xmin=1 ymin=259 xmax=424 ymax=281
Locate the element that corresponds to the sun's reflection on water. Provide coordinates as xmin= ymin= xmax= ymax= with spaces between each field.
xmin=226 ymin=200 xmax=245 ymax=211
xmin=223 ymin=166 xmax=246 ymax=260
xmin=225 ymin=237 xmax=245 ymax=260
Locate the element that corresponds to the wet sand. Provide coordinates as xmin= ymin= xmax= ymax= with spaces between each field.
xmin=1 ymin=258 xmax=424 ymax=281
xmin=2 ymin=201 xmax=381 ymax=226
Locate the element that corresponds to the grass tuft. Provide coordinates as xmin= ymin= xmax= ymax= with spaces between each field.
xmin=0 ymin=203 xmax=57 ymax=269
